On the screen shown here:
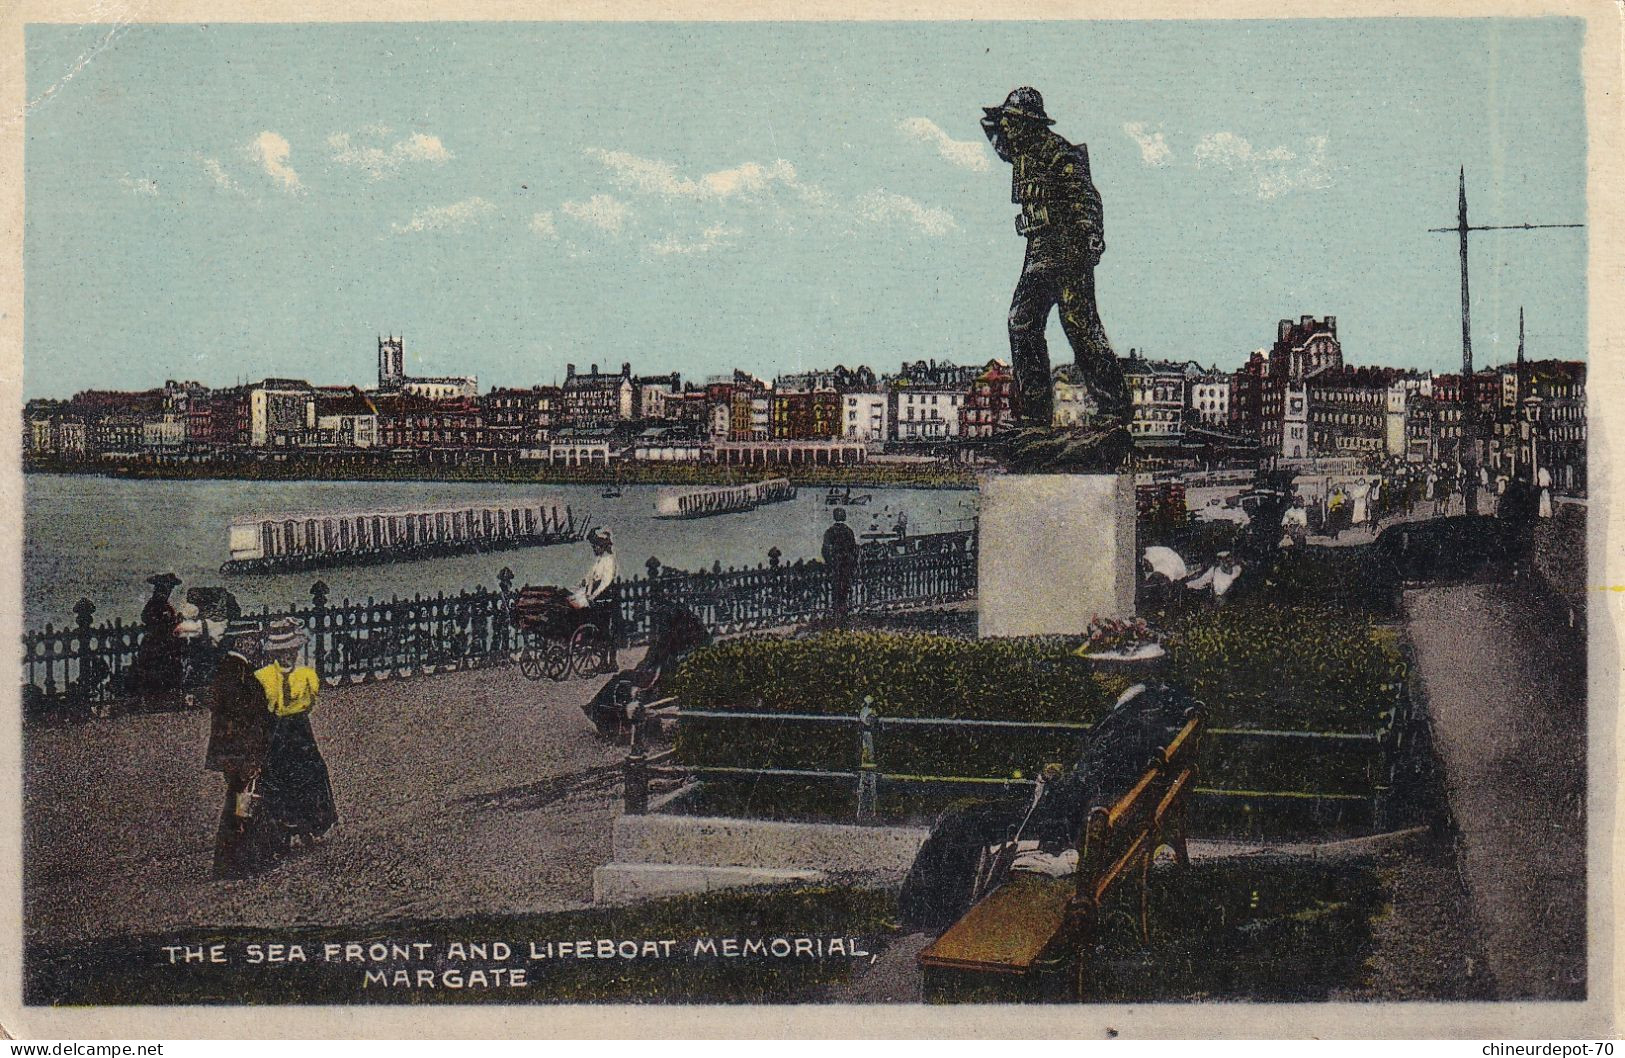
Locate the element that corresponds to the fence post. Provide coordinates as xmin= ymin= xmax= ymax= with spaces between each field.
xmin=625 ymin=700 xmax=650 ymax=815
xmin=72 ymin=599 xmax=96 ymax=704
xmin=309 ymin=581 xmax=329 ymax=674
xmin=856 ymin=696 xmax=878 ymax=821
xmin=496 ymin=567 xmax=515 ymax=659
xmin=643 ymin=556 xmax=663 ymax=644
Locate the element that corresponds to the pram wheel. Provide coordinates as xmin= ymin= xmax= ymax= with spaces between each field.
xmin=518 ymin=630 xmax=546 ymax=681
xmin=569 ymin=624 xmax=609 ymax=678
xmin=543 ymin=640 xmax=571 ymax=681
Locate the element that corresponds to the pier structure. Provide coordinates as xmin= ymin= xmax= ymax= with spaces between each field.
xmin=653 ymin=478 xmax=797 ymax=519
xmin=708 ymin=440 xmax=867 ymax=467
xmin=222 ymin=500 xmax=586 ymax=574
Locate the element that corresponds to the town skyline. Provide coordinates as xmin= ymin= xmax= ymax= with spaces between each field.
xmin=22 ymin=19 xmax=1587 ymax=400
xmin=22 ymin=317 xmax=1577 ymax=404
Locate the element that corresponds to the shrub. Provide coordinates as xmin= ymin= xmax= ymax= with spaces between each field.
xmin=1163 ymin=604 xmax=1405 ymax=733
xmin=667 ymin=612 xmax=1405 ymax=788
xmin=1259 ymin=546 xmax=1400 ymax=616
xmin=668 ymin=632 xmax=1122 ymax=779
xmin=667 ymin=631 xmax=1120 ymax=723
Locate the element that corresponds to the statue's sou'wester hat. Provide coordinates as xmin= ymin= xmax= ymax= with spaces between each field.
xmin=984 ymin=86 xmax=1056 ymax=126
xmin=147 ymin=572 xmax=182 ymax=590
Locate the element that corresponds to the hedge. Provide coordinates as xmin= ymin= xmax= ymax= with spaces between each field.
xmin=667 ymin=632 xmax=1119 ymax=723
xmin=668 ymin=610 xmax=1405 ymax=783
xmin=1257 ymin=546 xmax=1401 ymax=617
xmin=1163 ymin=605 xmax=1405 ymax=733
xmin=667 ymin=632 xmax=1122 ymax=778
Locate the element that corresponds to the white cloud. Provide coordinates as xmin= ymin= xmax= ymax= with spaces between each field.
xmin=196 ymin=156 xmax=240 ymax=192
xmin=648 ymin=223 xmax=738 ymax=256
xmin=530 ymin=211 xmax=558 ymax=239
xmin=118 ymin=174 xmax=158 ymax=196
xmin=897 ymin=117 xmax=991 ymax=172
xmin=856 ymin=190 xmax=958 ymax=236
xmin=585 ymin=149 xmax=825 ymax=204
xmin=328 ymin=129 xmax=453 ymax=178
xmin=1122 ymin=122 xmax=1172 ymax=168
xmin=249 ymin=131 xmax=302 ymax=192
xmin=390 ymin=196 xmax=497 ymax=234
xmin=1194 ymin=131 xmax=1331 ymax=199
xmin=561 ymin=193 xmax=631 ymax=234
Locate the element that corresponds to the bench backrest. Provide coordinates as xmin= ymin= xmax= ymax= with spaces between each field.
xmin=1076 ymin=708 xmax=1204 ymax=908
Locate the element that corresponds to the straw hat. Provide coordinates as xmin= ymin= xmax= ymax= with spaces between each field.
xmin=264 ymin=618 xmax=307 ymax=654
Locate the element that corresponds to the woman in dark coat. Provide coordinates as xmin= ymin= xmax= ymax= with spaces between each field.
xmin=254 ymin=619 xmax=338 ymax=849
xmin=135 ymin=572 xmax=185 ymax=705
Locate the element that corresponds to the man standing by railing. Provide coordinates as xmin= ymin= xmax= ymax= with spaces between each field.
xmin=206 ymin=621 xmax=272 ymax=880
xmin=822 ymin=507 xmax=860 ymax=629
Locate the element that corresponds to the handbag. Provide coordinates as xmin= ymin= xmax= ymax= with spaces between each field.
xmin=234 ymin=775 xmax=261 ymax=820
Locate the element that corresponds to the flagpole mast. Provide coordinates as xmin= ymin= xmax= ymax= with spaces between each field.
xmin=1428 ymin=170 xmax=1581 ymax=517
xmin=1455 ymin=168 xmax=1478 ymax=514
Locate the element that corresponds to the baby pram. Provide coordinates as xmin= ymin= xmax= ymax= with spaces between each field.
xmin=512 ymin=585 xmax=618 ymax=682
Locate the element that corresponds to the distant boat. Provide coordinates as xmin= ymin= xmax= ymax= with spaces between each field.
xmin=861 ymin=510 xmax=909 ymax=541
xmin=825 ymin=486 xmax=872 ymax=506
xmin=654 ymin=478 xmax=797 ymax=519
xmin=601 ymin=484 xmax=623 ymax=499
xmin=221 ymin=500 xmax=588 ymax=575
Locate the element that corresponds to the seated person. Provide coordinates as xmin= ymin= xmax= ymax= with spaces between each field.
xmin=898 ymin=679 xmax=1198 ymax=932
xmin=582 ymin=597 xmax=710 ymax=735
xmin=1186 ymin=551 xmax=1244 ymax=607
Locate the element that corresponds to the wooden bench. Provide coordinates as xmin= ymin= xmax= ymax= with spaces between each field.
xmin=917 ymin=707 xmax=1205 ymax=1002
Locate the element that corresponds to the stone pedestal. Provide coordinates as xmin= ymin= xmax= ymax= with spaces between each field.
xmin=977 ymin=473 xmax=1136 ymax=638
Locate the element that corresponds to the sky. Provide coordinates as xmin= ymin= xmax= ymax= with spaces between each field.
xmin=22 ymin=18 xmax=1588 ymax=399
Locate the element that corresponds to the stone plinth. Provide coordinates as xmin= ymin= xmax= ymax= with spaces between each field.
xmin=977 ymin=473 xmax=1136 ymax=638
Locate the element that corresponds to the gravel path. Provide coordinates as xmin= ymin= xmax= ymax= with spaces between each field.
xmin=25 ymin=659 xmax=641 ymax=946
xmin=1402 ymin=582 xmax=1587 ymax=999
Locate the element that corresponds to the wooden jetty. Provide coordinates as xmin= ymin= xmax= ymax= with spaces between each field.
xmin=221 ymin=500 xmax=589 ymax=575
xmin=653 ymin=477 xmax=796 ymax=519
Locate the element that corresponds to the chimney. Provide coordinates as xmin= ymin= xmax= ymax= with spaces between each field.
xmin=590 ymin=363 xmax=599 ymax=375
xmin=566 ymin=363 xmax=575 ymax=379
xmin=1300 ymin=315 xmax=1313 ymax=328
xmin=1278 ymin=320 xmax=1292 ymax=342
xmin=1325 ymin=316 xmax=1336 ymax=335
xmin=622 ymin=362 xmax=631 ymax=378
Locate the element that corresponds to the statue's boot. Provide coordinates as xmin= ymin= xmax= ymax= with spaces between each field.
xmin=993 ymin=419 xmax=1133 ymax=473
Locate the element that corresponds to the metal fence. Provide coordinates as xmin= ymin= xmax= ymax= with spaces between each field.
xmin=21 ymin=530 xmax=978 ymax=719
xmin=624 ymin=681 xmax=1415 ymax=837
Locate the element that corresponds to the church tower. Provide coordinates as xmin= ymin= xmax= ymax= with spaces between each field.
xmin=378 ymin=335 xmax=405 ymax=390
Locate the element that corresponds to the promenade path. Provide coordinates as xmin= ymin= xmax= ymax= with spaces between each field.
xmin=1403 ymin=582 xmax=1588 ymax=999
xmin=25 ymin=657 xmax=640 ymax=947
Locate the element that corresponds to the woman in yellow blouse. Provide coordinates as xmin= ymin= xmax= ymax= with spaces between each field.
xmin=255 ymin=619 xmax=337 ymax=849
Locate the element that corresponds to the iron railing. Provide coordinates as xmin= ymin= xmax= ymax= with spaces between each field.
xmin=21 ymin=530 xmax=978 ymax=719
xmin=623 ymin=681 xmax=1413 ymax=834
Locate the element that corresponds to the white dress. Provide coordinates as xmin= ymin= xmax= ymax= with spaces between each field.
xmin=571 ymin=552 xmax=618 ymax=607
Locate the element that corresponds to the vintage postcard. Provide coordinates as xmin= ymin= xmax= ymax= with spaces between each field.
xmin=1 ymin=0 xmax=1619 ymax=1040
